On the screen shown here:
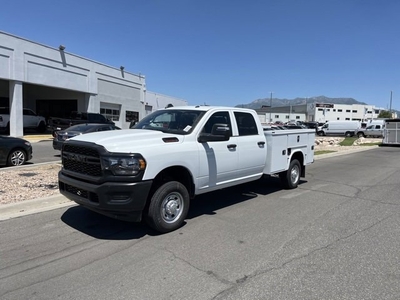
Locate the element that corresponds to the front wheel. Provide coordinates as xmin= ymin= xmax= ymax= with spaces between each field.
xmin=146 ymin=181 xmax=190 ymax=233
xmin=7 ymin=148 xmax=27 ymax=166
xmin=357 ymin=132 xmax=365 ymax=138
xmin=280 ymin=159 xmax=301 ymax=189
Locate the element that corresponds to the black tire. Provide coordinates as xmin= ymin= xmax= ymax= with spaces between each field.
xmin=7 ymin=148 xmax=27 ymax=166
xmin=357 ymin=132 xmax=365 ymax=138
xmin=37 ymin=121 xmax=47 ymax=133
xmin=146 ymin=181 xmax=190 ymax=233
xmin=280 ymin=159 xmax=301 ymax=189
xmin=345 ymin=131 xmax=352 ymax=137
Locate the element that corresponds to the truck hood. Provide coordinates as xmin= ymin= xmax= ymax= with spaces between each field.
xmin=69 ymin=129 xmax=184 ymax=152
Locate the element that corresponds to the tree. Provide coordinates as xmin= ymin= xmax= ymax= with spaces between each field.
xmin=378 ymin=110 xmax=392 ymax=118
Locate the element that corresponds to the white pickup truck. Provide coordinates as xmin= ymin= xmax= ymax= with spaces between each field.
xmin=59 ymin=106 xmax=315 ymax=233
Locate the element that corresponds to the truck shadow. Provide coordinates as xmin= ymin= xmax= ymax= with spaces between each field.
xmin=61 ymin=206 xmax=150 ymax=240
xmin=61 ymin=176 xmax=307 ymax=240
xmin=187 ymin=176 xmax=283 ymax=219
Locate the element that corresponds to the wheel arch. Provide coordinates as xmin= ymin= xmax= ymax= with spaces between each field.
xmin=289 ymin=150 xmax=305 ymax=177
xmin=7 ymin=147 xmax=27 ymax=166
xmin=150 ymin=166 xmax=195 ymax=199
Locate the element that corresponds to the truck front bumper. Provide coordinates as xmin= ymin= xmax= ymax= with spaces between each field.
xmin=58 ymin=172 xmax=152 ymax=222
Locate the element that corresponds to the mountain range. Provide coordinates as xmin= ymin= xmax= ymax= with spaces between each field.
xmin=236 ymin=95 xmax=367 ymax=109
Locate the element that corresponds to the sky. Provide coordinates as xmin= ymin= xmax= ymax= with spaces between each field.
xmin=1 ymin=0 xmax=400 ymax=109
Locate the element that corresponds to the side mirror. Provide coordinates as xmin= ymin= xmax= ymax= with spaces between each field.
xmin=198 ymin=123 xmax=231 ymax=143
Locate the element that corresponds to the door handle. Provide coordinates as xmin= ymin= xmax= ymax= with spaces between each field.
xmin=227 ymin=144 xmax=237 ymax=150
xmin=258 ymin=141 xmax=265 ymax=146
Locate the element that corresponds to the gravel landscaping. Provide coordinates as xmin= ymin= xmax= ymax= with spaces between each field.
xmin=0 ymin=136 xmax=381 ymax=205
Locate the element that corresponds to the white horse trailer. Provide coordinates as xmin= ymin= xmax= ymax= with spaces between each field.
xmin=383 ymin=119 xmax=400 ymax=145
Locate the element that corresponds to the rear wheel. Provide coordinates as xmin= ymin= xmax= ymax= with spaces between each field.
xmin=345 ymin=131 xmax=352 ymax=137
xmin=7 ymin=148 xmax=27 ymax=166
xmin=37 ymin=121 xmax=47 ymax=133
xmin=146 ymin=181 xmax=190 ymax=233
xmin=280 ymin=159 xmax=301 ymax=189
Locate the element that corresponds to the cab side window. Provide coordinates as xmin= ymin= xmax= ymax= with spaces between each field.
xmin=23 ymin=109 xmax=35 ymax=116
xmin=203 ymin=112 xmax=231 ymax=135
xmin=234 ymin=112 xmax=258 ymax=136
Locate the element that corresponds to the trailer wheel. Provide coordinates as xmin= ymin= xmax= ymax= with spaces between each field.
xmin=146 ymin=181 xmax=190 ymax=233
xmin=280 ymin=159 xmax=301 ymax=189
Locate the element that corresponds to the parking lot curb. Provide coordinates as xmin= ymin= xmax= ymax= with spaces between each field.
xmin=0 ymin=194 xmax=76 ymax=221
xmin=314 ymin=145 xmax=379 ymax=160
xmin=23 ymin=135 xmax=53 ymax=143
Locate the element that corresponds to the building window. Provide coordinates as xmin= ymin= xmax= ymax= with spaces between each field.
xmin=346 ymin=110 xmax=351 ymax=113
xmin=327 ymin=109 xmax=330 ymax=112
xmin=318 ymin=108 xmax=324 ymax=111
xmin=100 ymin=108 xmax=120 ymax=121
xmin=296 ymin=116 xmax=300 ymax=119
xmin=367 ymin=111 xmax=372 ymax=114
xmin=285 ymin=115 xmax=289 ymax=119
xmin=352 ymin=110 xmax=357 ymax=113
xmin=345 ymin=118 xmax=350 ymax=120
xmin=333 ymin=109 xmax=336 ymax=112
xmin=374 ymin=110 xmax=379 ymax=114
xmin=100 ymin=102 xmax=121 ymax=121
xmin=275 ymin=115 xmax=279 ymax=118
xmin=338 ymin=109 xmax=343 ymax=112
xmin=126 ymin=110 xmax=139 ymax=123
xmin=337 ymin=117 xmax=340 ymax=120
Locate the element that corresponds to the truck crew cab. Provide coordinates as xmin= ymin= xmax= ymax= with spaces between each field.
xmin=58 ymin=106 xmax=315 ymax=233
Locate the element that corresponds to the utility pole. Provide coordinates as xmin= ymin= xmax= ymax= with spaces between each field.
xmin=390 ymin=91 xmax=393 ymax=116
xmin=269 ymin=92 xmax=273 ymax=123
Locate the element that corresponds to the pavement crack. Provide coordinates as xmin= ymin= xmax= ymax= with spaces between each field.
xmin=163 ymin=247 xmax=235 ymax=287
xmin=211 ymin=212 xmax=397 ymax=299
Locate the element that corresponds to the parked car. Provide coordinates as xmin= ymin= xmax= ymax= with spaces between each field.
xmin=48 ymin=112 xmax=114 ymax=135
xmin=318 ymin=120 xmax=360 ymax=137
xmin=356 ymin=120 xmax=386 ymax=138
xmin=303 ymin=121 xmax=319 ymax=131
xmin=0 ymin=107 xmax=47 ymax=133
xmin=284 ymin=124 xmax=307 ymax=129
xmin=0 ymin=135 xmax=33 ymax=166
xmin=53 ymin=123 xmax=121 ymax=150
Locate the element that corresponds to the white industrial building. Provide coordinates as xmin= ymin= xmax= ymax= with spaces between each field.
xmin=0 ymin=31 xmax=187 ymax=137
xmin=256 ymin=102 xmax=394 ymax=124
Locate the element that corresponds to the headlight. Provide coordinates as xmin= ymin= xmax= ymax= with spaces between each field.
xmin=102 ymin=156 xmax=146 ymax=176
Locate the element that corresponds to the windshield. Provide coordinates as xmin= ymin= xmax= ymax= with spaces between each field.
xmin=133 ymin=109 xmax=205 ymax=134
xmin=66 ymin=124 xmax=98 ymax=132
